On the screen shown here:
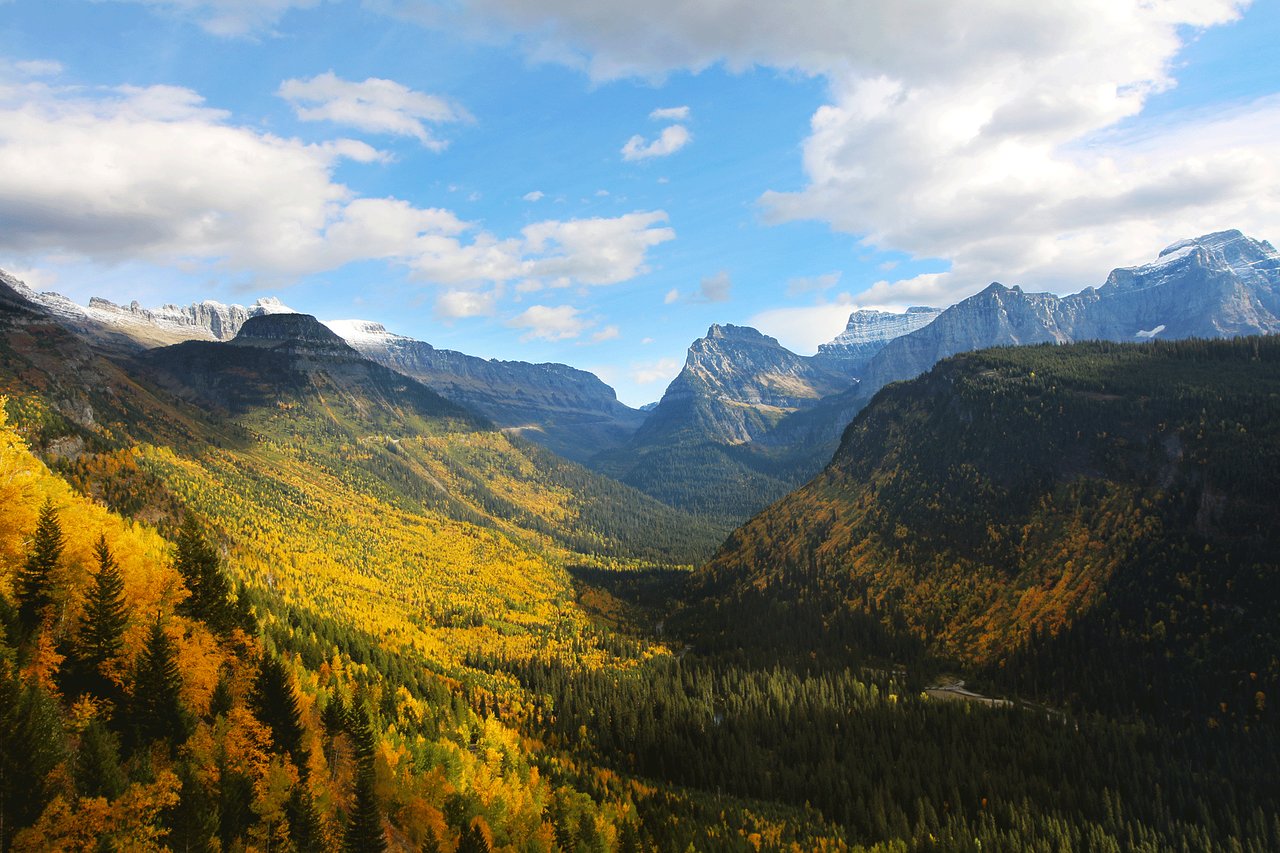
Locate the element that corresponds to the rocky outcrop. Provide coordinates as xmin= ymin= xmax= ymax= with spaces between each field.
xmin=326 ymin=319 xmax=645 ymax=463
xmin=635 ymin=324 xmax=852 ymax=447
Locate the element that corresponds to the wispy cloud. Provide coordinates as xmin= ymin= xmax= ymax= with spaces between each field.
xmin=621 ymin=124 xmax=690 ymax=161
xmin=649 ymin=105 xmax=690 ymax=121
xmin=279 ymin=72 xmax=469 ymax=150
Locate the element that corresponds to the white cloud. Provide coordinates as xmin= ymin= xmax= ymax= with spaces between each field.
xmin=649 ymin=105 xmax=690 ymax=121
xmin=663 ymin=288 xmax=679 ymax=304
xmin=279 ymin=72 xmax=468 ymax=150
xmin=621 ymin=125 xmax=690 ymax=161
xmin=640 ymin=336 xmax=654 ymax=344
xmin=630 ymin=357 xmax=681 ymax=385
xmin=508 ymin=304 xmax=592 ymax=341
xmin=14 ymin=60 xmax=63 ymax=77
xmin=523 ymin=190 xmax=545 ymax=201
xmin=749 ymin=296 xmax=857 ymax=355
xmin=389 ymin=0 xmax=1279 ymax=304
xmin=590 ymin=324 xmax=620 ymax=342
xmin=786 ymin=271 xmax=841 ymax=297
xmin=0 ymin=80 xmax=675 ymax=296
xmin=520 ymin=210 xmax=674 ymax=285
xmin=435 ymin=289 xmax=498 ymax=319
xmin=106 ymin=0 xmax=326 ymax=37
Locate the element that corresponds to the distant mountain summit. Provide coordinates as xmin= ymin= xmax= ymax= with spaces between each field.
xmin=814 ymin=306 xmax=941 ymax=371
xmin=637 ymin=323 xmax=851 ymax=447
xmin=324 ymin=318 xmax=645 ymax=463
xmin=599 ymin=230 xmax=1280 ymax=529
xmin=857 ymin=229 xmax=1280 ymax=396
xmin=0 ymin=271 xmax=295 ymax=347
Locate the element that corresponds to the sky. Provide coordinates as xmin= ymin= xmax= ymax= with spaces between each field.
xmin=0 ymin=0 xmax=1277 ymax=406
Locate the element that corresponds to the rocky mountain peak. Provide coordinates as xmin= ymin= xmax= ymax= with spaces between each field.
xmin=230 ymin=313 xmax=356 ymax=355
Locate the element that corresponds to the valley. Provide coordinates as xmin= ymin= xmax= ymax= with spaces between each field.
xmin=0 ymin=232 xmax=1278 ymax=851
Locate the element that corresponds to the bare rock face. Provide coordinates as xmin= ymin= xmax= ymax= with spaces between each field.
xmin=325 ymin=319 xmax=645 ymax=463
xmin=637 ymin=324 xmax=853 ymax=447
xmin=814 ymin=307 xmax=941 ymax=372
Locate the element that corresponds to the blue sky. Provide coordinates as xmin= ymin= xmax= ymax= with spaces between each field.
xmin=0 ymin=0 xmax=1277 ymax=405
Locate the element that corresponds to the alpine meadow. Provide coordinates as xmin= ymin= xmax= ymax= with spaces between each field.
xmin=0 ymin=1 xmax=1278 ymax=851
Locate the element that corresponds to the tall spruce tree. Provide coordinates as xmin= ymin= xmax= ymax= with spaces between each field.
xmin=80 ymin=534 xmax=128 ymax=677
xmin=342 ymin=703 xmax=386 ymax=853
xmin=249 ymin=651 xmax=306 ymax=773
xmin=16 ymin=498 xmax=63 ymax=635
xmin=174 ymin=515 xmax=236 ymax=635
xmin=130 ymin=618 xmax=190 ymax=748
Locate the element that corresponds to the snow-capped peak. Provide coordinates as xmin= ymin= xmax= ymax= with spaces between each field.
xmin=250 ymin=297 xmax=296 ymax=315
xmin=323 ymin=319 xmax=407 ymax=347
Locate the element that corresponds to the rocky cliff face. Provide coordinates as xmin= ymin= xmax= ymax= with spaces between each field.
xmin=814 ymin=306 xmax=941 ymax=371
xmin=636 ymin=324 xmax=852 ymax=446
xmin=326 ymin=319 xmax=645 ymax=463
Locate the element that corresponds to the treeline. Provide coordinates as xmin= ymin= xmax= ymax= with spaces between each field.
xmin=493 ymin=650 xmax=1280 ymax=851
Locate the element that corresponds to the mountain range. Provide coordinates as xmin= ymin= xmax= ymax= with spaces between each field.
xmin=6 ymin=229 xmax=1278 ymax=533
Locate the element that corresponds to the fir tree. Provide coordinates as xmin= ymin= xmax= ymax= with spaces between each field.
xmin=285 ymin=786 xmax=324 ymax=853
xmin=16 ymin=498 xmax=63 ymax=634
xmin=76 ymin=718 xmax=126 ymax=800
xmin=249 ymin=651 xmax=306 ymax=773
xmin=0 ymin=660 xmax=64 ymax=849
xmin=130 ymin=618 xmax=190 ymax=748
xmin=79 ymin=534 xmax=129 ymax=678
xmin=174 ymin=515 xmax=235 ymax=635
xmin=164 ymin=759 xmax=218 ymax=853
xmin=342 ymin=703 xmax=386 ymax=853
xmin=456 ymin=820 xmax=492 ymax=853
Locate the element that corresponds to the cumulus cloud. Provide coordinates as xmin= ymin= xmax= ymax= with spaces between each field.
xmin=522 ymin=190 xmax=545 ymax=201
xmin=0 ymin=80 xmax=675 ymax=295
xmin=649 ymin=105 xmax=690 ymax=121
xmin=278 ymin=72 xmax=468 ymax=149
xmin=387 ymin=0 xmax=1279 ymax=304
xmin=107 ymin=0 xmax=326 ymax=37
xmin=621 ymin=125 xmax=690 ymax=161
xmin=508 ymin=304 xmax=592 ymax=341
xmin=435 ymin=288 xmax=498 ymax=319
xmin=590 ymin=324 xmax=620 ymax=342
xmin=663 ymin=288 xmax=679 ymax=304
xmin=630 ymin=357 xmax=682 ymax=385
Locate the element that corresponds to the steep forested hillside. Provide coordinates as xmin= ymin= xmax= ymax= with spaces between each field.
xmin=689 ymin=337 xmax=1280 ymax=724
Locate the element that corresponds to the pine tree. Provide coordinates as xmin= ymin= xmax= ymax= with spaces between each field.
xmin=76 ymin=718 xmax=126 ymax=800
xmin=456 ymin=820 xmax=492 ymax=853
xmin=79 ymin=534 xmax=129 ymax=677
xmin=285 ymin=786 xmax=324 ymax=853
xmin=174 ymin=515 xmax=235 ymax=635
xmin=164 ymin=759 xmax=218 ymax=853
xmin=342 ymin=703 xmax=386 ymax=853
xmin=249 ymin=651 xmax=306 ymax=773
xmin=16 ymin=498 xmax=63 ymax=634
xmin=0 ymin=660 xmax=64 ymax=848
xmin=130 ymin=618 xmax=190 ymax=748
